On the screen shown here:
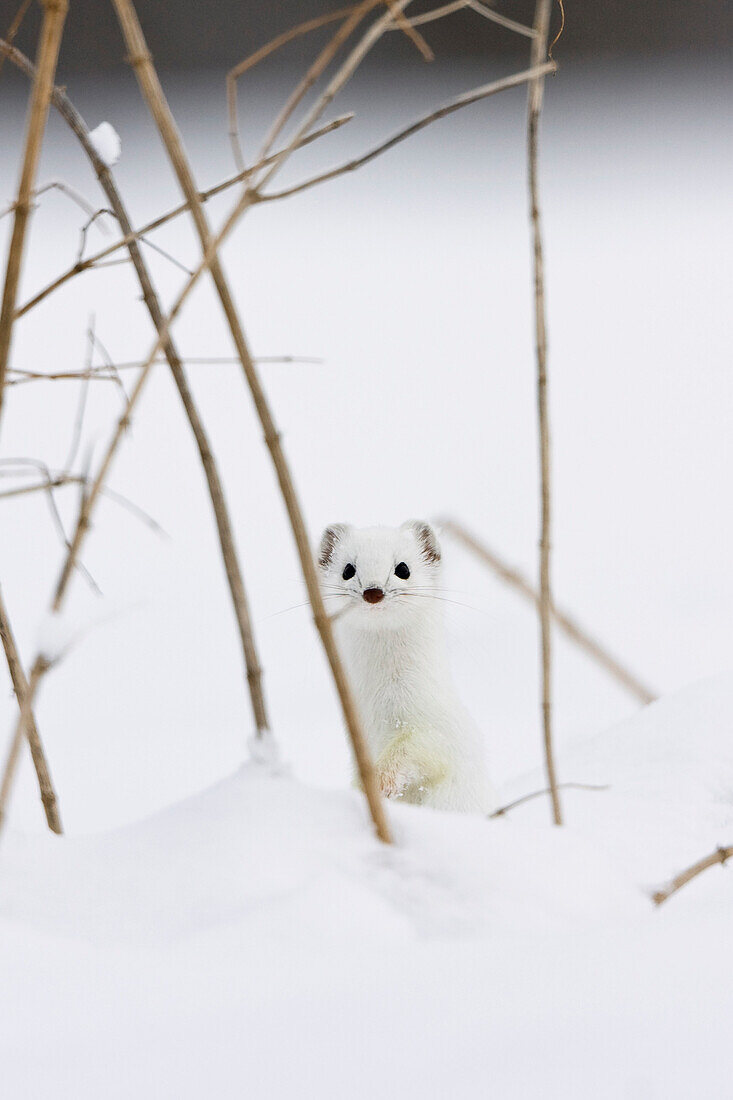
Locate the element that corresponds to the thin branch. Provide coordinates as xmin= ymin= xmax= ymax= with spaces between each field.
xmin=0 ymin=456 xmax=100 ymax=593
xmin=652 ymin=846 xmax=733 ymax=906
xmin=438 ymin=518 xmax=657 ymax=706
xmin=226 ymin=7 xmax=357 ymax=170
xmin=396 ymin=0 xmax=535 ymax=39
xmin=7 ymin=354 xmax=323 ymax=384
xmin=256 ymin=0 xmax=380 ymax=162
xmin=5 ymin=38 xmax=272 ymax=741
xmin=75 ymin=207 xmax=114 ymax=262
xmin=0 ymin=468 xmax=165 ymax=535
xmin=62 ymin=317 xmax=95 ymax=474
xmin=112 ymin=0 xmax=392 ymax=842
xmin=0 ymin=0 xmax=68 ymax=435
xmin=260 ymin=62 xmax=556 ymax=203
xmin=0 ymin=589 xmax=60 ymax=832
xmin=527 ymin=0 xmax=560 ymax=824
xmin=0 ymin=0 xmax=33 ymax=81
xmin=0 ymin=179 xmax=102 ymax=222
xmin=490 ymin=782 xmax=609 ymax=818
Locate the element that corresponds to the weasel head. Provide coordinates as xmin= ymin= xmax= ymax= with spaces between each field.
xmin=317 ymin=521 xmax=442 ymax=631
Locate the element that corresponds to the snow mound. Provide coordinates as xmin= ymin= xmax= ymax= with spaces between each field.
xmin=1 ymin=676 xmax=733 ymax=1098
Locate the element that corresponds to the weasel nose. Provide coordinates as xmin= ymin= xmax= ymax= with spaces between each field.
xmin=363 ymin=588 xmax=384 ymax=604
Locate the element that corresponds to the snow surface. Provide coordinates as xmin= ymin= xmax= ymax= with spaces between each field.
xmin=88 ymin=121 xmax=121 ymax=167
xmin=2 ymin=674 xmax=733 ymax=1098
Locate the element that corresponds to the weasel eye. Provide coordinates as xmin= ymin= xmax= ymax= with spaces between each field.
xmin=342 ymin=563 xmax=356 ymax=580
xmin=394 ymin=562 xmax=410 ymax=580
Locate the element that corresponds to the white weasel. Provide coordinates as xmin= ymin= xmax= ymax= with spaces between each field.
xmin=318 ymin=520 xmax=494 ymax=814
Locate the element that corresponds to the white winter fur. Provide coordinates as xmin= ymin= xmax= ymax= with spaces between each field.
xmin=319 ymin=521 xmax=494 ymax=814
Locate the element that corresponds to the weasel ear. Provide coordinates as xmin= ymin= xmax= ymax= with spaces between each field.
xmin=402 ymin=520 xmax=441 ymax=565
xmin=318 ymin=524 xmax=350 ymax=569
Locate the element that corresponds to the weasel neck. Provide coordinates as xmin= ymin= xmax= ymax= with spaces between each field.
xmin=338 ymin=608 xmax=452 ymax=729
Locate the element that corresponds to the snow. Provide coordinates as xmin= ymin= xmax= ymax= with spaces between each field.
xmin=88 ymin=121 xmax=121 ymax=167
xmin=1 ymin=675 xmax=733 ymax=1097
xmin=1 ymin=53 xmax=732 ymax=1098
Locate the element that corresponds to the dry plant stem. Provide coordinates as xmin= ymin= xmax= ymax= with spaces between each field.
xmin=112 ymin=0 xmax=391 ymax=843
xmin=3 ymin=43 xmax=271 ymax=736
xmin=438 ymin=518 xmax=656 ymax=705
xmin=527 ymin=0 xmax=560 ymax=825
xmin=652 ymin=846 xmax=733 ymax=906
xmin=398 ymin=0 xmax=534 ymax=39
xmin=227 ymin=8 xmax=356 ymax=170
xmin=490 ymin=783 xmax=608 ymax=819
xmin=0 ymin=587 xmax=60 ymax=832
xmin=0 ymin=0 xmax=33 ymax=81
xmin=0 ymin=0 xmax=67 ymax=434
xmin=0 ymin=140 xmax=262 ymax=841
xmin=261 ymin=63 xmax=555 ymax=203
xmin=8 ymin=355 xmax=321 ymax=384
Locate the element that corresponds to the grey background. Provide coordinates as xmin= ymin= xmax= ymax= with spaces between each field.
xmin=5 ymin=0 xmax=732 ymax=73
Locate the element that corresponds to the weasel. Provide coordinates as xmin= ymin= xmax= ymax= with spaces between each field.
xmin=318 ymin=520 xmax=494 ymax=814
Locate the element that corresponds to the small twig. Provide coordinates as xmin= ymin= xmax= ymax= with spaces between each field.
xmin=489 ymin=783 xmax=609 ymax=818
xmin=438 ymin=518 xmax=657 ymax=706
xmin=0 ymin=590 xmax=60 ymax=833
xmin=549 ymin=0 xmax=565 ymax=59
xmin=226 ymin=7 xmax=356 ymax=170
xmin=396 ymin=0 xmax=534 ymax=39
xmin=1 ymin=180 xmax=102 ymax=222
xmin=6 ymin=354 xmax=323 ymax=384
xmin=5 ymin=37 xmax=273 ymax=746
xmin=0 ymin=456 xmax=100 ymax=593
xmin=652 ymin=846 xmax=733 ymax=906
xmin=75 ymin=208 xmax=114 ymax=263
xmin=139 ymin=234 xmax=193 ymax=276
xmin=0 ymin=0 xmax=33 ymax=81
xmin=0 ymin=0 xmax=68 ymax=436
xmin=527 ymin=0 xmax=560 ymax=825
xmin=383 ymin=0 xmax=434 ymax=59
xmin=260 ymin=63 xmax=556 ymax=203
xmin=0 ymin=472 xmax=165 ymax=534
xmin=113 ymin=0 xmax=392 ymax=841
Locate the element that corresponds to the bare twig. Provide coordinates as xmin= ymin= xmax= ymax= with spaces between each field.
xmin=75 ymin=208 xmax=114 ymax=262
xmin=5 ymin=39 xmax=271 ymax=740
xmin=652 ymin=846 xmax=733 ymax=906
xmin=490 ymin=782 xmax=609 ymax=818
xmin=112 ymin=0 xmax=392 ymax=842
xmin=0 ymin=0 xmax=68 ymax=434
xmin=256 ymin=0 xmax=380 ymax=161
xmin=62 ymin=318 xmax=95 ymax=475
xmin=396 ymin=0 xmax=534 ymax=39
xmin=0 ymin=187 xmax=261 ymax=838
xmin=0 ymin=179 xmax=101 ymax=222
xmin=0 ymin=466 xmax=165 ymax=535
xmin=438 ymin=518 xmax=657 ymax=706
xmin=0 ymin=0 xmax=33 ymax=81
xmin=527 ymin=0 xmax=560 ymax=824
xmin=260 ymin=63 xmax=556 ymax=203
xmin=0 ymin=588 xmax=60 ymax=832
